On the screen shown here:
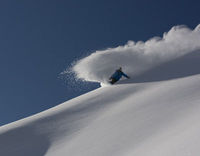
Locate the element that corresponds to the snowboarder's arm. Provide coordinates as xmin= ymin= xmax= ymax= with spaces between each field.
xmin=122 ymin=72 xmax=130 ymax=79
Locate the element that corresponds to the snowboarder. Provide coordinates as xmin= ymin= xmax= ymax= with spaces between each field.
xmin=109 ymin=67 xmax=130 ymax=84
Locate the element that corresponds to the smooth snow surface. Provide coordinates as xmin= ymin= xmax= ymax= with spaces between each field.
xmin=1 ymin=25 xmax=200 ymax=155
xmin=1 ymin=51 xmax=200 ymax=156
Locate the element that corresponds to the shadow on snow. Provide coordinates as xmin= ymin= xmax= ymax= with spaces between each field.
xmin=117 ymin=50 xmax=200 ymax=84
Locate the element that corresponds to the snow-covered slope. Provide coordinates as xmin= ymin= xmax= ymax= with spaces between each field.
xmin=1 ymin=50 xmax=200 ymax=156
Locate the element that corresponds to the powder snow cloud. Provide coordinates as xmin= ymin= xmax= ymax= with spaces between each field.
xmin=72 ymin=24 xmax=200 ymax=84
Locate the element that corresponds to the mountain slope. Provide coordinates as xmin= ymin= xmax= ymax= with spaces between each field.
xmin=1 ymin=52 xmax=200 ymax=156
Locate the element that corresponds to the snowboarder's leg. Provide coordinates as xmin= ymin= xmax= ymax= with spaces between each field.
xmin=110 ymin=78 xmax=117 ymax=84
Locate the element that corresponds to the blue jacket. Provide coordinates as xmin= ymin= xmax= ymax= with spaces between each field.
xmin=110 ymin=70 xmax=129 ymax=81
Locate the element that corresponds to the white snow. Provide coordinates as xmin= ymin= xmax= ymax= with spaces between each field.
xmin=72 ymin=24 xmax=200 ymax=84
xmin=1 ymin=25 xmax=200 ymax=156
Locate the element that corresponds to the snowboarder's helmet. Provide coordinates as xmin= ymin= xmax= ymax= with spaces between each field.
xmin=119 ymin=67 xmax=122 ymax=71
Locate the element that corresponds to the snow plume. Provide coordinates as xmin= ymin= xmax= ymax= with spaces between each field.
xmin=73 ymin=24 xmax=200 ymax=84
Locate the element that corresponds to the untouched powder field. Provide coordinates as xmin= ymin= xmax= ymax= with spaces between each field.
xmin=1 ymin=50 xmax=200 ymax=156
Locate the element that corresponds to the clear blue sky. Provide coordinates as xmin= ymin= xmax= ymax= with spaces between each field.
xmin=0 ymin=0 xmax=199 ymax=126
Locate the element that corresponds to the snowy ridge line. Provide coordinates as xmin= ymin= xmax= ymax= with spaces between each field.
xmin=72 ymin=24 xmax=200 ymax=84
xmin=0 ymin=86 xmax=102 ymax=132
xmin=1 ymin=73 xmax=200 ymax=156
xmin=1 ymin=60 xmax=200 ymax=156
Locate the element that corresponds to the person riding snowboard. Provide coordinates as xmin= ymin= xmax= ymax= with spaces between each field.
xmin=109 ymin=67 xmax=130 ymax=84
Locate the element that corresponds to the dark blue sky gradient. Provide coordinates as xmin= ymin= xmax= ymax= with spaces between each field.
xmin=0 ymin=0 xmax=199 ymax=125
